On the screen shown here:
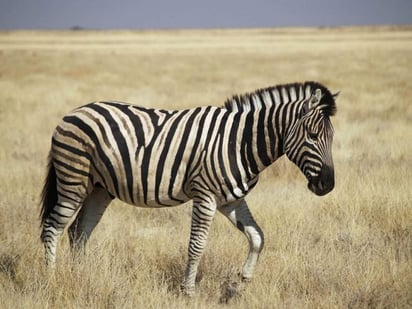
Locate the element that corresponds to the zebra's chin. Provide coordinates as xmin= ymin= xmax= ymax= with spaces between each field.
xmin=308 ymin=181 xmax=333 ymax=196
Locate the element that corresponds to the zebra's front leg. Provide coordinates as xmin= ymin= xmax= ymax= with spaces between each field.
xmin=181 ymin=195 xmax=217 ymax=296
xmin=218 ymin=199 xmax=264 ymax=281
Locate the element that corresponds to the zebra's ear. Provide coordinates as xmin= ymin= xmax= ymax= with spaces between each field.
xmin=301 ymin=88 xmax=323 ymax=116
xmin=302 ymin=88 xmax=322 ymax=116
xmin=309 ymin=88 xmax=323 ymax=109
xmin=332 ymin=91 xmax=340 ymax=100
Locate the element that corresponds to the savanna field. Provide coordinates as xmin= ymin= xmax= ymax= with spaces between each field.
xmin=0 ymin=26 xmax=411 ymax=308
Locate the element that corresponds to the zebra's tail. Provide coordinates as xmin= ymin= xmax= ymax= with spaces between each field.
xmin=40 ymin=154 xmax=57 ymax=232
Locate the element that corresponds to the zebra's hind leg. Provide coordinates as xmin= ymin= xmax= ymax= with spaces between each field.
xmin=68 ymin=186 xmax=113 ymax=249
xmin=41 ymin=195 xmax=84 ymax=267
xmin=218 ymin=199 xmax=264 ymax=281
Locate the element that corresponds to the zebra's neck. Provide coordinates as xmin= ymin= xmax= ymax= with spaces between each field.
xmin=224 ymin=83 xmax=312 ymax=176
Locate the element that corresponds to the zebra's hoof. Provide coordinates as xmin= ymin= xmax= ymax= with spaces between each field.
xmin=180 ymin=285 xmax=195 ymax=297
xmin=241 ymin=276 xmax=252 ymax=283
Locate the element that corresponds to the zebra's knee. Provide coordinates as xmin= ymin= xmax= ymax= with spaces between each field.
xmin=188 ymin=237 xmax=208 ymax=260
xmin=246 ymin=226 xmax=264 ymax=254
xmin=41 ymin=219 xmax=62 ymax=242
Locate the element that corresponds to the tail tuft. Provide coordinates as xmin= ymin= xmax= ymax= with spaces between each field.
xmin=40 ymin=154 xmax=57 ymax=229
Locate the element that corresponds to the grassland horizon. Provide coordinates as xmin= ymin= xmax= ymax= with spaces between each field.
xmin=0 ymin=26 xmax=411 ymax=308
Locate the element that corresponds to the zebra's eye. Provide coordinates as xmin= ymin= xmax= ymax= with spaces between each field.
xmin=308 ymin=131 xmax=318 ymax=140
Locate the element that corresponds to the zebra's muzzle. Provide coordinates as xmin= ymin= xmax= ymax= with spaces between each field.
xmin=307 ymin=165 xmax=334 ymax=196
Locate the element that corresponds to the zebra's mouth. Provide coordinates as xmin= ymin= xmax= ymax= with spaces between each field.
xmin=308 ymin=179 xmax=332 ymax=196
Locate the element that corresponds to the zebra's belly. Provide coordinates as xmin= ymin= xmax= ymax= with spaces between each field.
xmin=107 ymin=168 xmax=192 ymax=208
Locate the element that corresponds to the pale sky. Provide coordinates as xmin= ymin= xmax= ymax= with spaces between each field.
xmin=0 ymin=0 xmax=411 ymax=29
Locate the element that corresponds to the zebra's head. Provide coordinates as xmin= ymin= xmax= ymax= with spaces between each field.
xmin=284 ymin=86 xmax=338 ymax=196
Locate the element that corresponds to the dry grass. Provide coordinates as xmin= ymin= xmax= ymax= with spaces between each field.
xmin=0 ymin=26 xmax=411 ymax=308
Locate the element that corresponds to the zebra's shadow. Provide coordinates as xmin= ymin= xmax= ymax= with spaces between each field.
xmin=0 ymin=253 xmax=20 ymax=282
xmin=153 ymin=249 xmax=244 ymax=302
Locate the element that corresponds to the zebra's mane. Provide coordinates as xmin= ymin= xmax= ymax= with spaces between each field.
xmin=223 ymin=81 xmax=337 ymax=117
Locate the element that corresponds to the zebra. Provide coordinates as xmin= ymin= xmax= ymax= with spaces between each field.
xmin=40 ymin=81 xmax=338 ymax=295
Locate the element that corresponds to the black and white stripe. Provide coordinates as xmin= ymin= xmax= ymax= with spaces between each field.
xmin=40 ymin=81 xmax=338 ymax=295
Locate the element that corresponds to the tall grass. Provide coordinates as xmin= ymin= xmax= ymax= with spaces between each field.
xmin=0 ymin=26 xmax=411 ymax=308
